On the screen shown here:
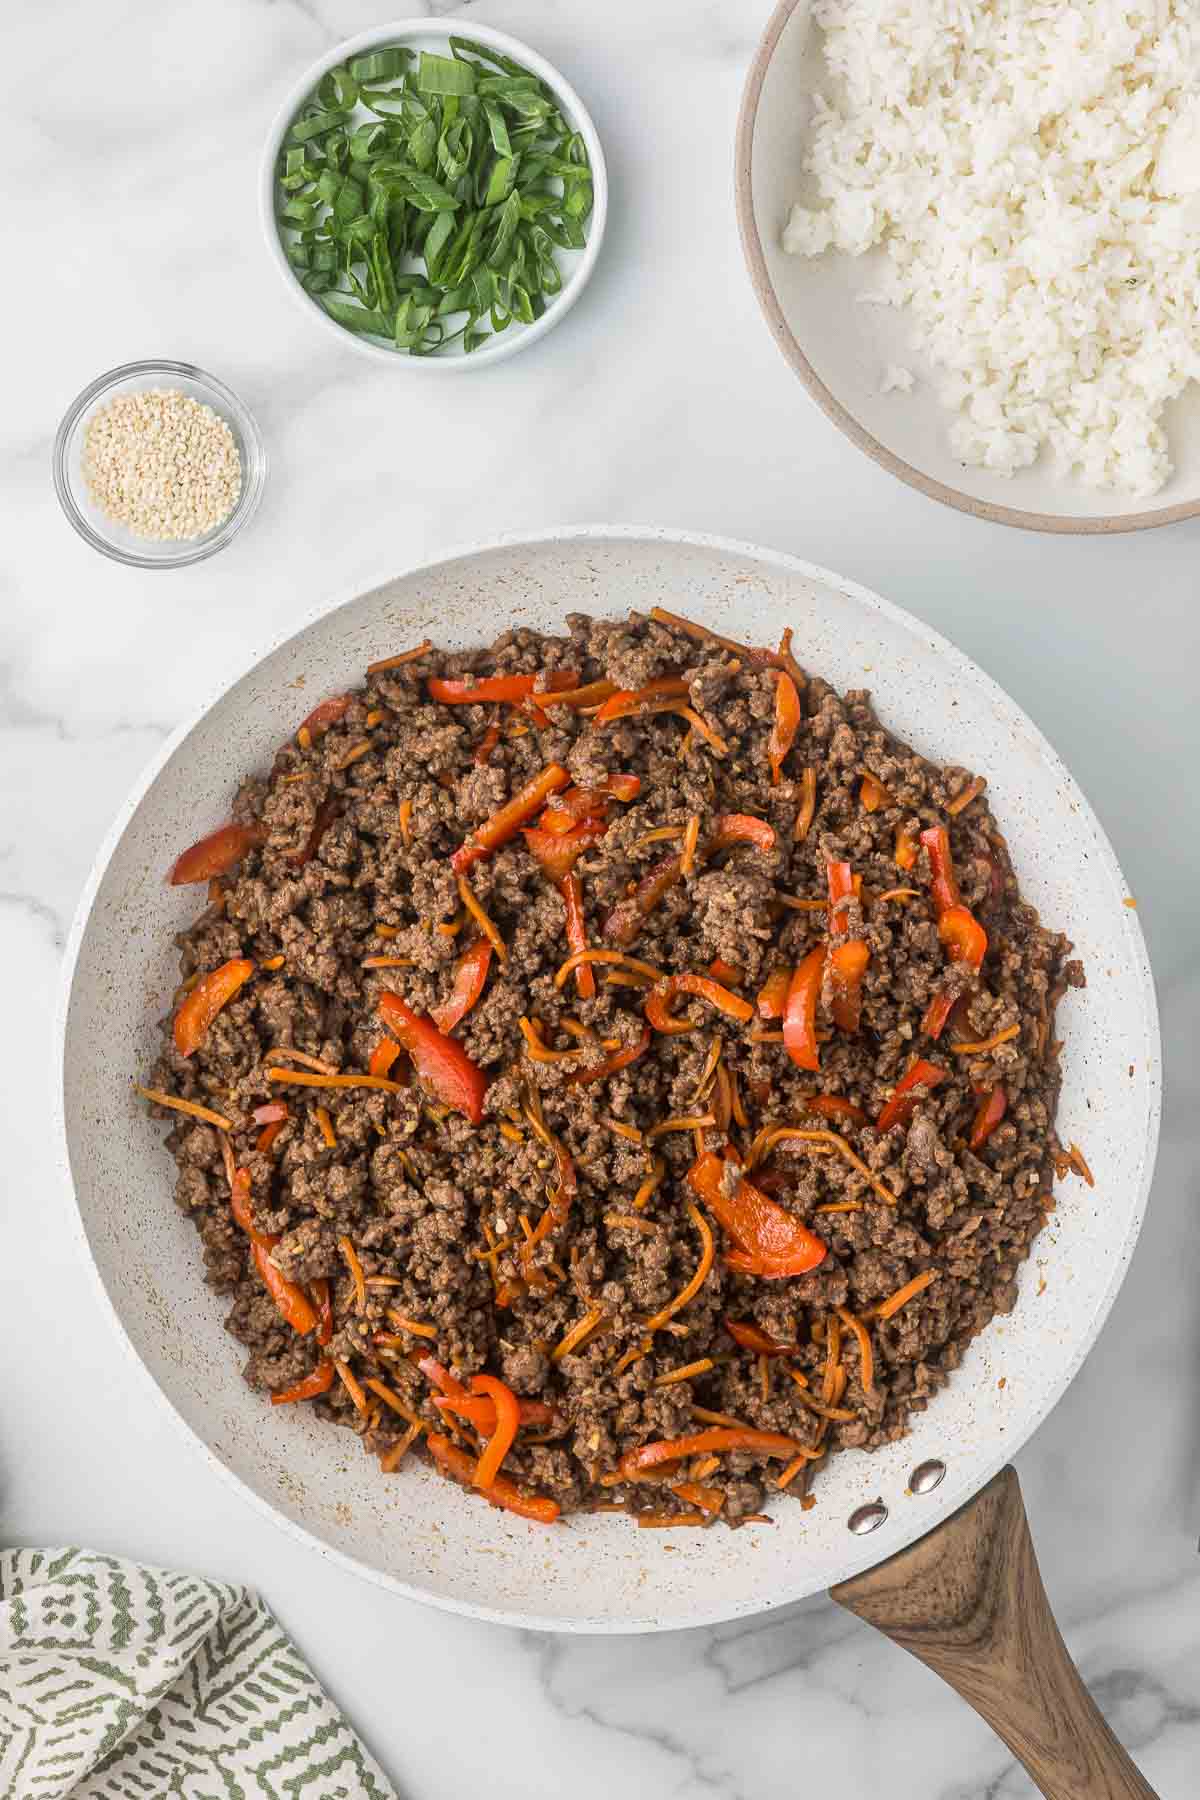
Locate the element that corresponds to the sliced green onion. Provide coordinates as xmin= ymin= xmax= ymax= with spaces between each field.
xmin=275 ymin=37 xmax=595 ymax=356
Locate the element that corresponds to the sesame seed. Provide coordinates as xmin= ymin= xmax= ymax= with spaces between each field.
xmin=81 ymin=387 xmax=242 ymax=542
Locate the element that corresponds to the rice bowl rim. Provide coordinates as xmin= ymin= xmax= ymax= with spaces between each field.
xmin=735 ymin=0 xmax=1200 ymax=536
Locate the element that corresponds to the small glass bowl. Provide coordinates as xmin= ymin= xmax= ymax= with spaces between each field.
xmin=53 ymin=360 xmax=267 ymax=568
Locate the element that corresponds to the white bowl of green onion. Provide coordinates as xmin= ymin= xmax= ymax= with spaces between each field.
xmin=260 ymin=20 xmax=607 ymax=366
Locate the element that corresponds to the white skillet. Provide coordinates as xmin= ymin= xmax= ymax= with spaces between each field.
xmin=57 ymin=532 xmax=1158 ymax=1692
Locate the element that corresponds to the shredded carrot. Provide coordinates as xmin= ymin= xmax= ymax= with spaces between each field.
xmin=675 ymin=704 xmax=728 ymax=756
xmin=364 ymin=709 xmax=385 ymax=728
xmin=397 ymin=798 xmax=413 ymax=846
xmin=774 ymin=894 xmax=828 ymax=912
xmin=637 ymin=1511 xmax=710 ymax=1529
xmin=876 ymin=1269 xmax=938 ymax=1321
xmin=670 ymin=1481 xmax=725 ymax=1515
xmin=691 ymin=1405 xmax=750 ymax=1430
xmin=260 ymin=955 xmax=285 ymax=971
xmin=759 ymin=1352 xmax=771 ymax=1403
xmin=815 ymin=1201 xmax=862 ymax=1214
xmin=367 ymin=640 xmax=433 ymax=674
xmin=647 ymin=606 xmax=762 ymax=662
xmin=776 ymin=1454 xmax=813 ymax=1489
xmin=262 ymin=1047 xmax=338 ymax=1075
xmin=374 ymin=923 xmax=399 ymax=939
xmin=315 ymin=1106 xmax=337 ymax=1148
xmin=642 ymin=1199 xmax=714 ymax=1334
xmin=605 ymin=1213 xmax=658 ymax=1234
xmin=518 ymin=1016 xmax=579 ymax=1063
xmin=335 ymin=740 xmax=372 ymax=771
xmin=603 ymin=969 xmax=655 ymax=989
xmin=822 ymin=1314 xmax=843 ymax=1406
xmin=363 ymin=1377 xmax=424 ymax=1430
xmin=690 ymin=1455 xmax=721 ymax=1480
xmin=134 ymin=1085 xmax=233 ymax=1132
xmin=338 ymin=1236 xmax=367 ymax=1312
xmin=334 ymin=1361 xmax=369 ymax=1414
xmin=498 ymin=1121 xmax=523 ymax=1144
xmin=554 ymin=947 xmax=665 ymax=988
xmin=267 ymin=1069 xmax=406 ymax=1094
xmin=946 ymin=775 xmax=987 ymax=816
xmin=756 ymin=1126 xmax=899 ymax=1207
xmin=645 ymin=1113 xmax=716 ymax=1140
xmin=297 ymin=725 xmax=313 ymax=751
xmin=436 ymin=912 xmax=465 ymax=937
xmin=873 ymin=887 xmax=920 ymax=904
xmin=363 ymin=955 xmax=417 ymax=969
xmin=380 ymin=1421 xmax=424 ymax=1471
xmin=858 ymin=769 xmax=894 ymax=812
xmin=456 ymin=874 xmax=507 ymax=962
xmin=749 ymin=1029 xmax=785 ymax=1042
xmin=603 ymin=1116 xmax=643 ymax=1142
xmin=1068 ymin=1141 xmax=1095 ymax=1187
xmin=689 ymin=1037 xmax=724 ymax=1103
xmin=952 ymin=1023 xmax=1020 ymax=1055
xmin=790 ymin=1379 xmax=855 ymax=1423
xmin=552 ymin=1306 xmax=607 ymax=1362
xmin=634 ymin=826 xmax=685 ymax=847
xmin=794 ymin=767 xmax=817 ymax=841
xmin=279 ymin=770 xmax=314 ymax=784
xmin=680 ymin=814 xmax=701 ymax=877
xmin=836 ymin=1307 xmax=876 ymax=1401
xmin=633 ymin=1155 xmax=666 ymax=1212
xmin=655 ymin=1357 xmax=715 ymax=1387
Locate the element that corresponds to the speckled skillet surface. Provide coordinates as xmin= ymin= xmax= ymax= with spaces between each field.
xmin=58 ymin=528 xmax=1159 ymax=1630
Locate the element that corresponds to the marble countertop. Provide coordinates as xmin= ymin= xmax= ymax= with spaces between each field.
xmin=5 ymin=1 xmax=1199 ymax=1793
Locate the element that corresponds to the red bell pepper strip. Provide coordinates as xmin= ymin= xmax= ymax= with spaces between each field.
xmin=271 ymin=1361 xmax=334 ymax=1404
xmin=767 ymin=671 xmax=802 ymax=785
xmin=688 ymin=1152 xmax=827 ymax=1276
xmin=173 ymin=958 xmax=254 ymax=1058
xmin=603 ymin=853 xmax=684 ymax=946
xmin=558 ymin=872 xmax=595 ymax=998
xmin=417 ymin=1356 xmax=469 ymax=1404
xmin=621 ymin=1425 xmax=804 ymax=1475
xmin=312 ymin=1277 xmax=334 ymax=1347
xmin=710 ymin=813 xmax=776 ymax=852
xmin=368 ymin=1037 xmax=402 ymax=1078
xmin=427 ymin=671 xmax=580 ymax=705
xmin=430 ymin=938 xmax=493 ymax=1034
xmin=806 ymin=1095 xmax=868 ymax=1127
xmin=523 ymin=820 xmax=607 ymax=882
xmin=826 ymin=859 xmax=857 ymax=929
xmin=645 ymin=973 xmax=754 ymax=1033
xmin=452 ymin=762 xmax=570 ymax=873
xmin=756 ymin=967 xmax=791 ymax=1021
xmin=169 ymin=822 xmax=263 ymax=885
xmin=724 ymin=1319 xmax=794 ymax=1355
xmin=921 ymin=988 xmax=957 ymax=1040
xmin=565 ymin=1023 xmax=651 ymax=1085
xmin=920 ymin=826 xmax=961 ymax=913
xmin=436 ymin=1393 xmax=556 ymax=1432
xmin=783 ymin=949 xmax=824 ymax=1072
xmin=425 ymin=1432 xmax=560 ymax=1524
xmin=298 ymin=694 xmax=353 ymax=737
xmin=876 ymin=1058 xmax=947 ymax=1133
xmin=708 ymin=957 xmax=741 ymax=986
xmin=287 ymin=797 xmax=338 ymax=868
xmin=473 ymin=724 xmax=501 ymax=765
xmin=540 ymin=774 xmax=641 ymax=832
xmin=829 ymin=940 xmax=871 ymax=1034
xmin=895 ymin=823 xmax=919 ymax=870
xmin=595 ymin=676 xmax=690 ymax=722
xmin=938 ymin=903 xmax=988 ymax=970
xmin=969 ymin=1083 xmax=1007 ymax=1151
xmin=377 ymin=992 xmax=489 ymax=1124
xmin=256 ymin=1117 xmax=288 ymax=1154
xmin=470 ymin=1374 xmax=521 ymax=1488
xmin=230 ymin=1168 xmax=318 ymax=1335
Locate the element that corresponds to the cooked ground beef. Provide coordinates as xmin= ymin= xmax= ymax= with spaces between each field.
xmin=145 ymin=607 xmax=1081 ymax=1528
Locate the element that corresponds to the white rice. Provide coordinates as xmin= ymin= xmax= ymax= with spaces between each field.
xmin=783 ymin=0 xmax=1200 ymax=496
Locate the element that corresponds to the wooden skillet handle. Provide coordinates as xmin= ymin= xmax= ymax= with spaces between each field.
xmin=831 ymin=1466 xmax=1157 ymax=1799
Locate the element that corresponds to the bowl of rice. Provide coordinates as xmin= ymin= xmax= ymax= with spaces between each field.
xmin=736 ymin=0 xmax=1200 ymax=533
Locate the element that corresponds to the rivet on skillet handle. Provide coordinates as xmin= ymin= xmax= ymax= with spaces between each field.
xmin=830 ymin=1467 xmax=1158 ymax=1800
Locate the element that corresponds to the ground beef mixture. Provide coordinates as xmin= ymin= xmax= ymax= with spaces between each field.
xmin=144 ymin=607 xmax=1082 ymax=1530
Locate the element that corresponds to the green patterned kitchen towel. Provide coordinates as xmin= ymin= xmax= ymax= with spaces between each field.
xmin=0 ymin=1547 xmax=396 ymax=1799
